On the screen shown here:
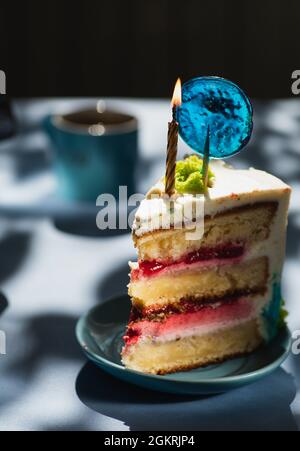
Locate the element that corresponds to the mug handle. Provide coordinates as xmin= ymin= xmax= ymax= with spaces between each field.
xmin=42 ymin=115 xmax=55 ymax=141
xmin=0 ymin=97 xmax=16 ymax=140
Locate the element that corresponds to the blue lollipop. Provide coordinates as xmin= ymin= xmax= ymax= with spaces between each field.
xmin=178 ymin=76 xmax=253 ymax=159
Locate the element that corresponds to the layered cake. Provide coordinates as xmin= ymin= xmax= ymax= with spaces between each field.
xmin=121 ymin=157 xmax=291 ymax=374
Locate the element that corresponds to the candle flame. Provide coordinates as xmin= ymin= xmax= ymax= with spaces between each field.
xmin=172 ymin=78 xmax=182 ymax=107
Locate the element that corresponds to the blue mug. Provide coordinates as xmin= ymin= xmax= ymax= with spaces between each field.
xmin=44 ymin=108 xmax=138 ymax=202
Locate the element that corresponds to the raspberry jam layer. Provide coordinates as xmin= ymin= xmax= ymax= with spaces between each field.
xmin=123 ymin=297 xmax=254 ymax=347
xmin=131 ymin=243 xmax=245 ymax=281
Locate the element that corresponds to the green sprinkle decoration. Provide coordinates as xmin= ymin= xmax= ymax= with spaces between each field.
xmin=175 ymin=155 xmax=214 ymax=194
xmin=278 ymin=298 xmax=289 ymax=329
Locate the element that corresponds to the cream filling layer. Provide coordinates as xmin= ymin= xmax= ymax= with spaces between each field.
xmin=141 ymin=315 xmax=259 ymax=344
xmin=129 ymin=257 xmax=269 ymax=307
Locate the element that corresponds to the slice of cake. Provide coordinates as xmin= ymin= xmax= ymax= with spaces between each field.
xmin=121 ymin=157 xmax=291 ymax=375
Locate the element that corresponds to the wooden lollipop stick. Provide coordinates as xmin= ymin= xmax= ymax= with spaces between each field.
xmin=202 ymin=126 xmax=210 ymax=190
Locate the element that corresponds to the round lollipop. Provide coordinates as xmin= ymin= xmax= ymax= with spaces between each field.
xmin=178 ymin=76 xmax=253 ymax=159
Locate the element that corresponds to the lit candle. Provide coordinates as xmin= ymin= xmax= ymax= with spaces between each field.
xmin=165 ymin=78 xmax=182 ymax=196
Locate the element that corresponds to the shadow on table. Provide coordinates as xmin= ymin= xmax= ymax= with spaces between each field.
xmin=0 ymin=312 xmax=84 ymax=412
xmin=286 ymin=214 xmax=300 ymax=259
xmin=0 ymin=230 xmax=31 ymax=283
xmin=0 ymin=292 xmax=9 ymax=316
xmin=0 ymin=309 xmax=112 ymax=431
xmin=289 ymin=331 xmax=300 ymax=427
xmin=53 ymin=217 xmax=132 ymax=238
xmin=96 ymin=260 xmax=133 ymax=303
xmin=76 ymin=363 xmax=298 ymax=431
xmin=6 ymin=313 xmax=83 ymax=379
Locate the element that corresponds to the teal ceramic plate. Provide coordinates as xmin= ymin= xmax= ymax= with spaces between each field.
xmin=76 ymin=295 xmax=292 ymax=395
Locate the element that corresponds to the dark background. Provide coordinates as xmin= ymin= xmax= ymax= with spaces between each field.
xmin=0 ymin=0 xmax=299 ymax=98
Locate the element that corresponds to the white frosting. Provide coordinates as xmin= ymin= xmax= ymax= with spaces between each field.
xmin=133 ymin=160 xmax=291 ymax=237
